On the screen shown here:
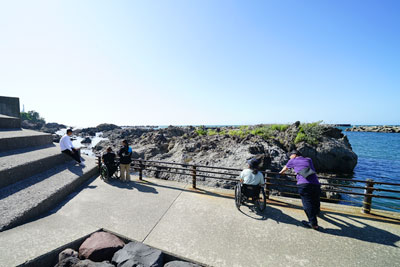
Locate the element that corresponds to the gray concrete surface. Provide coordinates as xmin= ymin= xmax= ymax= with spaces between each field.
xmin=0 ymin=176 xmax=399 ymax=267
xmin=0 ymin=156 xmax=98 ymax=231
xmin=0 ymin=144 xmax=72 ymax=188
xmin=0 ymin=129 xmax=53 ymax=152
xmin=0 ymin=114 xmax=21 ymax=129
xmin=0 ymin=96 xmax=20 ymax=118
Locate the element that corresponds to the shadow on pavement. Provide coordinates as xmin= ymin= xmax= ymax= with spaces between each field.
xmin=105 ymin=179 xmax=158 ymax=194
xmin=269 ymin=198 xmax=400 ymax=247
xmin=137 ymin=179 xmax=233 ymax=200
xmin=318 ymin=213 xmax=400 ymax=247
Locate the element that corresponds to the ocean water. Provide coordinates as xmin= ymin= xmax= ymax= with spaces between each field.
xmin=342 ymin=131 xmax=400 ymax=212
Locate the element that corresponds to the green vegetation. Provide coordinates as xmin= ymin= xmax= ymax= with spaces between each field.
xmin=294 ymin=121 xmax=324 ymax=145
xmin=20 ymin=110 xmax=45 ymax=124
xmin=270 ymin=124 xmax=289 ymax=132
xmin=195 ymin=126 xmax=207 ymax=136
xmin=195 ymin=124 xmax=288 ymax=140
xmin=195 ymin=121 xmax=325 ymax=147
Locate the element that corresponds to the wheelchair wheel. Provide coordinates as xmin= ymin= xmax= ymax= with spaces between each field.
xmin=100 ymin=165 xmax=109 ymax=181
xmin=113 ymin=165 xmax=121 ymax=179
xmin=234 ymin=184 xmax=242 ymax=210
xmin=255 ymin=187 xmax=266 ymax=211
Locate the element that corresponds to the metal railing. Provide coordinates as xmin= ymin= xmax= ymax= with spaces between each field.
xmin=96 ymin=156 xmax=400 ymax=213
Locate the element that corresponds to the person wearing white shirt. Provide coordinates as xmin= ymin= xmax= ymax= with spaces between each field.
xmin=239 ymin=158 xmax=264 ymax=200
xmin=60 ymin=129 xmax=85 ymax=166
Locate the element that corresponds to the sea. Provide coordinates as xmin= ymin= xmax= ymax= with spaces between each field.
xmin=340 ymin=129 xmax=400 ymax=212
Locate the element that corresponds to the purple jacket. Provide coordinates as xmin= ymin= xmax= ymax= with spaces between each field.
xmin=286 ymin=156 xmax=320 ymax=185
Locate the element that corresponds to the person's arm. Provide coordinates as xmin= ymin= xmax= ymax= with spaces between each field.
xmin=279 ymin=165 xmax=289 ymax=174
xmin=280 ymin=158 xmax=294 ymax=174
xmin=239 ymin=170 xmax=244 ymax=182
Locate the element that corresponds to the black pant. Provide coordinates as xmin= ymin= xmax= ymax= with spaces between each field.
xmin=62 ymin=148 xmax=81 ymax=163
xmin=297 ymin=183 xmax=321 ymax=227
xmin=105 ymin=163 xmax=116 ymax=177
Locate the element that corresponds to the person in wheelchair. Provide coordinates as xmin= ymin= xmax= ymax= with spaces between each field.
xmin=239 ymin=157 xmax=265 ymax=201
xmin=102 ymin=147 xmax=117 ymax=178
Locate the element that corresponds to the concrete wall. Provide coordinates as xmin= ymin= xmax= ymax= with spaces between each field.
xmin=0 ymin=96 xmax=20 ymax=117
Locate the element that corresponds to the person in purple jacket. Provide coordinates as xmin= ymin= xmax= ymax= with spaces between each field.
xmin=279 ymin=150 xmax=321 ymax=230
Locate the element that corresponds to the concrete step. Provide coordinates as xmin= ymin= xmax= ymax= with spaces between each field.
xmin=0 ymin=144 xmax=74 ymax=189
xmin=0 ymin=129 xmax=53 ymax=152
xmin=0 ymin=156 xmax=98 ymax=231
xmin=0 ymin=114 xmax=21 ymax=129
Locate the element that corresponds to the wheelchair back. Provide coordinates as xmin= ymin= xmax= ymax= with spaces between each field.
xmin=242 ymin=184 xmax=261 ymax=199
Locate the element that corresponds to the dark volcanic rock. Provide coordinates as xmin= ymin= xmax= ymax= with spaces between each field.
xmin=79 ymin=232 xmax=125 ymax=262
xmin=55 ymin=256 xmax=79 ymax=267
xmin=164 ymin=261 xmax=201 ymax=267
xmin=53 ymin=134 xmax=62 ymax=143
xmin=296 ymin=138 xmax=357 ymax=174
xmin=77 ymin=124 xmax=121 ymax=137
xmin=111 ymin=241 xmax=163 ymax=267
xmin=59 ymin=248 xmax=79 ymax=262
xmin=73 ymin=259 xmax=114 ymax=267
xmin=81 ymin=137 xmax=92 ymax=144
xmin=41 ymin=122 xmax=67 ymax=134
xmin=93 ymin=123 xmax=358 ymax=189
xmin=21 ymin=120 xmax=45 ymax=130
xmin=96 ymin=123 xmax=121 ymax=132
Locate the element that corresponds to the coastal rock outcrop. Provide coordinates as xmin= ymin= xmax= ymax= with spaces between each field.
xmin=75 ymin=124 xmax=121 ymax=136
xmin=94 ymin=123 xmax=358 ymax=184
xmin=21 ymin=120 xmax=66 ymax=134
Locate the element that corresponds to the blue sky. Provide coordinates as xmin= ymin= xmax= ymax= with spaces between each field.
xmin=0 ymin=0 xmax=399 ymax=127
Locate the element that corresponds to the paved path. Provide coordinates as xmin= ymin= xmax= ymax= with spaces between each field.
xmin=0 ymin=175 xmax=399 ymax=267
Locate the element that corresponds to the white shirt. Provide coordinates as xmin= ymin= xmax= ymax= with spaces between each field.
xmin=60 ymin=134 xmax=74 ymax=151
xmin=239 ymin=169 xmax=264 ymax=185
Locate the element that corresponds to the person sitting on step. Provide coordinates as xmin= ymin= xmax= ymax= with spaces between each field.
xmin=60 ymin=129 xmax=85 ymax=167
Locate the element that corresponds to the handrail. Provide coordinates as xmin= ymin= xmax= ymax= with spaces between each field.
xmin=96 ymin=156 xmax=400 ymax=213
xmin=131 ymin=159 xmax=400 ymax=186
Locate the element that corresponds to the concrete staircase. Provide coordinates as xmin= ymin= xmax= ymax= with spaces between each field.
xmin=0 ymin=101 xmax=98 ymax=231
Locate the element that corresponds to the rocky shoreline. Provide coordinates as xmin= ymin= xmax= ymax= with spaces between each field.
xmin=345 ymin=125 xmax=400 ymax=133
xmin=25 ymin=121 xmax=358 ymax=199
xmin=89 ymin=122 xmax=357 ymax=197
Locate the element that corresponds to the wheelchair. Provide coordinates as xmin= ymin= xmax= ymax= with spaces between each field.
xmin=235 ymin=182 xmax=266 ymax=211
xmin=100 ymin=161 xmax=121 ymax=181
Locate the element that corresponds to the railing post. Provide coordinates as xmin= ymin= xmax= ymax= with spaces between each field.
xmin=97 ymin=155 xmax=101 ymax=174
xmin=192 ymin=165 xmax=197 ymax=189
xmin=265 ymin=175 xmax=270 ymax=199
xmin=139 ymin=160 xmax=143 ymax=181
xmin=362 ymin=179 xmax=374 ymax=214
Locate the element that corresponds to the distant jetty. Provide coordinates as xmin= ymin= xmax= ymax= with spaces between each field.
xmin=345 ymin=125 xmax=400 ymax=133
xmin=328 ymin=124 xmax=351 ymax=127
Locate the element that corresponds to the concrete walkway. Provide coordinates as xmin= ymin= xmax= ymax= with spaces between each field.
xmin=0 ymin=175 xmax=399 ymax=267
